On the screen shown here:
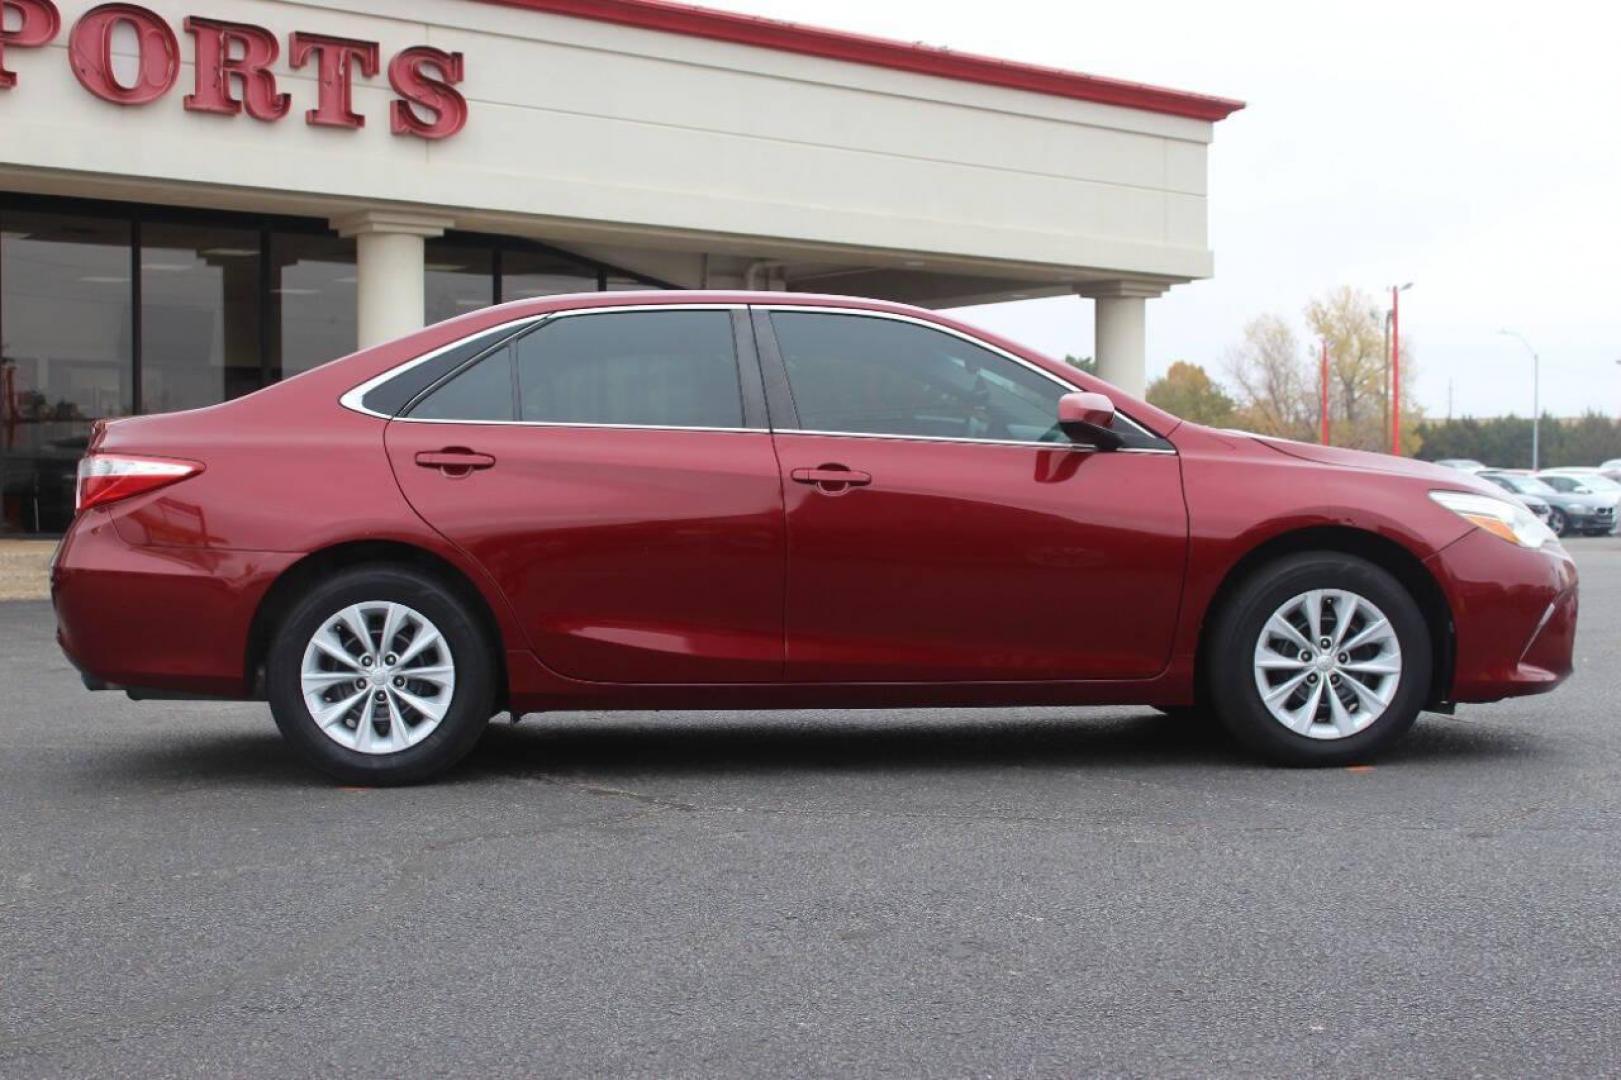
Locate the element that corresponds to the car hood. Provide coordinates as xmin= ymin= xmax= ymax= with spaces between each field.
xmin=1231 ymin=432 xmax=1484 ymax=486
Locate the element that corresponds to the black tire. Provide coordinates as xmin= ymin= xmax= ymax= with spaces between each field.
xmin=266 ymin=565 xmax=497 ymax=785
xmin=1206 ymin=552 xmax=1432 ymax=766
xmin=1547 ymin=508 xmax=1568 ymax=537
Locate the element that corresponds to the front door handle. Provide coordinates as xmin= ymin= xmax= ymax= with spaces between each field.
xmin=415 ymin=448 xmax=496 ymax=477
xmin=791 ymin=465 xmax=871 ymax=494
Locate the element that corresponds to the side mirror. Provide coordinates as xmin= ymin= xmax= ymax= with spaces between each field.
xmin=1058 ymin=391 xmax=1124 ymax=450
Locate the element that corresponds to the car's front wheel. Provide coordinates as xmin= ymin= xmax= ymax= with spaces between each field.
xmin=1207 ymin=552 xmax=1432 ymax=766
xmin=1546 ymin=508 xmax=1568 ymax=537
xmin=266 ymin=565 xmax=496 ymax=784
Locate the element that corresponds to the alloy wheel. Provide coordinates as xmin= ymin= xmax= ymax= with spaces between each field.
xmin=1251 ymin=589 xmax=1403 ymax=740
xmin=299 ymin=601 xmax=457 ymax=755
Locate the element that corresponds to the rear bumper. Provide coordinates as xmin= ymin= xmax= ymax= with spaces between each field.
xmin=1427 ymin=529 xmax=1579 ymax=702
xmin=51 ymin=510 xmax=296 ymax=697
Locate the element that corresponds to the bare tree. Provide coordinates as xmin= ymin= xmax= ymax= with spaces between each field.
xmin=1304 ymin=286 xmax=1422 ymax=451
xmin=1225 ymin=314 xmax=1315 ymax=440
xmin=1225 ymin=291 xmax=1425 ymax=453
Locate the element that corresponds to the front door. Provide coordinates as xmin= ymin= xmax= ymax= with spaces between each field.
xmin=758 ymin=309 xmax=1188 ymax=682
xmin=386 ymin=307 xmax=785 ymax=684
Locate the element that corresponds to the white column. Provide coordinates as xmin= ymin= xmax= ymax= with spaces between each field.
xmin=1076 ymin=281 xmax=1169 ymax=398
xmin=332 ymin=210 xmax=456 ymax=348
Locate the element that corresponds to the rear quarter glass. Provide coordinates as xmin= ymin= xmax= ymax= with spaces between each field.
xmin=359 ymin=323 xmax=531 ymax=417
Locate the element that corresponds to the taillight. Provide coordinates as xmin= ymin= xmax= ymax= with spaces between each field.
xmin=75 ymin=454 xmax=204 ymax=512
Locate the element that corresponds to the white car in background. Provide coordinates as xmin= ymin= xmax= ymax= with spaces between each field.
xmin=1538 ymin=471 xmax=1621 ymax=513
xmin=1433 ymin=458 xmax=1489 ymax=473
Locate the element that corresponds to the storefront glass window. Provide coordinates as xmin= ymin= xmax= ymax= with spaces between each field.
xmin=269 ymin=232 xmax=356 ymax=378
xmin=140 ymin=223 xmax=263 ymax=413
xmin=500 ymin=248 xmax=598 ymax=302
xmin=1 ymin=211 xmax=133 ymax=534
xmin=604 ymin=272 xmax=650 ymax=292
xmin=426 ymin=239 xmax=495 ymax=324
xmin=1 ymin=195 xmax=665 ymax=534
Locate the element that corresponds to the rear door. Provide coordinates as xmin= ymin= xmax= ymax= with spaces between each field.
xmin=384 ymin=306 xmax=786 ymax=683
xmin=756 ymin=307 xmax=1189 ymax=682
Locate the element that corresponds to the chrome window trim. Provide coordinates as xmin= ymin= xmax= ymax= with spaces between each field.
xmin=384 ymin=418 xmax=766 ymax=434
xmin=338 ymin=300 xmax=1177 ymax=451
xmin=773 ymin=428 xmax=1176 ymax=454
xmin=338 ymin=303 xmax=751 ymax=424
xmin=758 ymin=303 xmax=1168 ymax=445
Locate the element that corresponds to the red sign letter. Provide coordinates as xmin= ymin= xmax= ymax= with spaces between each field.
xmin=388 ymin=47 xmax=466 ymax=140
xmin=0 ymin=0 xmax=60 ymax=89
xmin=184 ymin=15 xmax=289 ymax=121
xmin=288 ymin=31 xmax=378 ymax=129
xmin=67 ymin=4 xmax=178 ymax=105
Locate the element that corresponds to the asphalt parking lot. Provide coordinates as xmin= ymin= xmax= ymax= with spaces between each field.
xmin=2 ymin=540 xmax=1619 ymax=1078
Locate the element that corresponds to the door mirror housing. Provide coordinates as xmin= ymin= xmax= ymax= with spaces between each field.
xmin=1058 ymin=392 xmax=1124 ymax=450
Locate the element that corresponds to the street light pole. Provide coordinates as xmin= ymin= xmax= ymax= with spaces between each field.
xmin=1382 ymin=310 xmax=1392 ymax=437
xmin=1499 ymin=329 xmax=1541 ymax=471
xmin=1389 ymin=283 xmax=1412 ymax=455
xmin=1320 ymin=339 xmax=1330 ymax=445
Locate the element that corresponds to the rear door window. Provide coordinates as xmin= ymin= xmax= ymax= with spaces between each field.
xmin=513 ymin=310 xmax=743 ymax=428
xmin=402 ymin=309 xmax=745 ymax=428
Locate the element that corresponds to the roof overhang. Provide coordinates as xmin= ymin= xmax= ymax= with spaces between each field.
xmin=474 ymin=0 xmax=1245 ymax=121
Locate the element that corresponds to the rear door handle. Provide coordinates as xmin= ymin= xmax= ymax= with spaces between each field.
xmin=791 ymin=465 xmax=871 ymax=494
xmin=415 ymin=448 xmax=496 ymax=476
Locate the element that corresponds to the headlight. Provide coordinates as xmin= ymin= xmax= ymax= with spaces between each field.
xmin=1430 ymin=491 xmax=1557 ymax=549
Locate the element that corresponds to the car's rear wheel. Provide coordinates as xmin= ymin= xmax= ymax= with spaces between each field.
xmin=266 ymin=566 xmax=496 ymax=784
xmin=1546 ymin=508 xmax=1568 ymax=537
xmin=1207 ymin=552 xmax=1431 ymax=766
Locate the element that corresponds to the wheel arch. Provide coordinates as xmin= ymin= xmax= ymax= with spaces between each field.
xmin=1198 ymin=526 xmax=1456 ymax=707
xmin=244 ymin=540 xmax=509 ymax=706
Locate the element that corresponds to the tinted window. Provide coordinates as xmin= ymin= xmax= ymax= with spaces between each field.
xmin=363 ymin=323 xmax=525 ymax=417
xmin=408 ymin=345 xmax=515 ymax=421
xmin=514 ymin=311 xmax=742 ymax=428
xmin=770 ymin=313 xmax=1065 ymax=443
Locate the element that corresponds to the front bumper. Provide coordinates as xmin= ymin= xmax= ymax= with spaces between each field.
xmin=1426 ymin=528 xmax=1578 ymax=702
xmin=51 ymin=510 xmax=297 ymax=698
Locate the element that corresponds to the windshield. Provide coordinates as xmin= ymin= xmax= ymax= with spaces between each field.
xmin=1499 ymin=475 xmax=1556 ymax=496
xmin=1572 ymin=474 xmax=1621 ymax=492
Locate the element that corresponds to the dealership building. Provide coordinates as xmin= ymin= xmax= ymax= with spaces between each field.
xmin=0 ymin=0 xmax=1241 ymax=534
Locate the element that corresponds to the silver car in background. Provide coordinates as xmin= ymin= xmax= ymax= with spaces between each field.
xmin=1481 ymin=472 xmax=1616 ymax=537
xmin=1539 ymin=471 xmax=1621 ymax=518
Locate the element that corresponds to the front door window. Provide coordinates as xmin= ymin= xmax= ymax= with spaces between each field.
xmin=770 ymin=311 xmax=1066 ymax=443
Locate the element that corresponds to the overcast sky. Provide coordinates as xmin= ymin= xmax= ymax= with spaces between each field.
xmin=699 ymin=0 xmax=1621 ymax=418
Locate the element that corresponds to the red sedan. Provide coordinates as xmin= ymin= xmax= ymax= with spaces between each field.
xmin=52 ymin=293 xmax=1578 ymax=782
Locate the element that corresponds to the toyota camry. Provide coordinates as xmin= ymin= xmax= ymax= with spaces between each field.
xmin=52 ymin=292 xmax=1578 ymax=782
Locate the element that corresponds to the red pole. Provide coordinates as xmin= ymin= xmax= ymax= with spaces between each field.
xmin=1320 ymin=340 xmax=1330 ymax=445
xmin=1390 ymin=286 xmax=1401 ymax=455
